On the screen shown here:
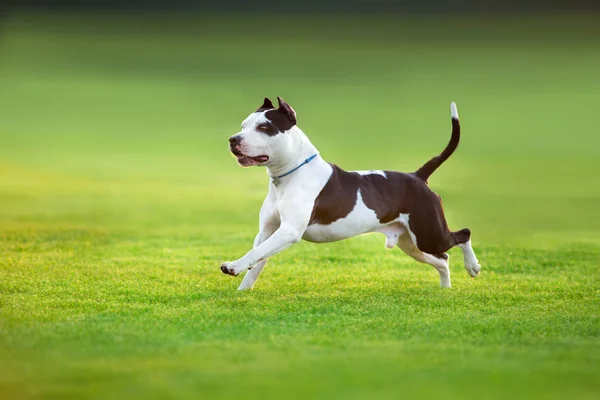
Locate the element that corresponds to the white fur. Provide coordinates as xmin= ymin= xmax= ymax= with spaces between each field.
xmin=458 ymin=240 xmax=481 ymax=277
xmin=355 ymin=170 xmax=387 ymax=177
xmin=378 ymin=223 xmax=405 ymax=249
xmin=451 ymin=102 xmax=459 ymax=120
xmin=222 ymin=102 xmax=479 ymax=289
xmin=222 ymin=113 xmax=331 ymax=278
xmin=424 ymin=253 xmax=451 ymax=288
xmin=395 ymin=227 xmax=451 ymax=288
xmin=397 ymin=214 xmax=417 ymax=245
xmin=237 ymin=191 xmax=280 ymax=290
xmin=233 ymin=111 xmax=316 ymax=175
xmin=303 ymin=191 xmax=384 ymax=243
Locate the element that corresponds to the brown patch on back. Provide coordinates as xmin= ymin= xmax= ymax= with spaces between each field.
xmin=310 ymin=163 xmax=463 ymax=254
xmin=309 ymin=164 xmax=359 ymax=225
xmin=309 ymin=164 xmax=413 ymax=225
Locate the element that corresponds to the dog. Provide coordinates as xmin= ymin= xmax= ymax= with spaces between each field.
xmin=222 ymin=97 xmax=481 ymax=290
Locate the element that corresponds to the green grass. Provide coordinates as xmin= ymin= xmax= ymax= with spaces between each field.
xmin=1 ymin=13 xmax=600 ymax=400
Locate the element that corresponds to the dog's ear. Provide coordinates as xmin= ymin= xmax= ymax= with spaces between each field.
xmin=277 ymin=96 xmax=297 ymax=124
xmin=257 ymin=97 xmax=275 ymax=111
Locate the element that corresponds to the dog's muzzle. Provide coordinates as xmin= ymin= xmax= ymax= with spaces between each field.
xmin=228 ymin=136 xmax=269 ymax=166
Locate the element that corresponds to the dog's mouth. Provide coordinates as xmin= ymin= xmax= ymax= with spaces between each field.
xmin=230 ymin=147 xmax=269 ymax=167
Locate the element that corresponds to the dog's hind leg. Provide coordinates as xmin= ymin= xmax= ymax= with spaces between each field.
xmin=453 ymin=229 xmax=481 ymax=277
xmin=396 ymin=231 xmax=451 ymax=288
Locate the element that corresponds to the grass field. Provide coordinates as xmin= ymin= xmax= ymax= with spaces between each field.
xmin=1 ymin=13 xmax=599 ymax=400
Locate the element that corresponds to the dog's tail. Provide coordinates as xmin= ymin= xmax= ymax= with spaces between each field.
xmin=414 ymin=102 xmax=460 ymax=182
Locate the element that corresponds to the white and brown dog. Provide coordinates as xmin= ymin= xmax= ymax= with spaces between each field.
xmin=222 ymin=97 xmax=481 ymax=289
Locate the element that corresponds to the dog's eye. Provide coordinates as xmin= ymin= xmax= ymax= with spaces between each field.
xmin=257 ymin=124 xmax=269 ymax=131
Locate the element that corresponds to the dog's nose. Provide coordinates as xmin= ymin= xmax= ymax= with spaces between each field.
xmin=229 ymin=136 xmax=241 ymax=146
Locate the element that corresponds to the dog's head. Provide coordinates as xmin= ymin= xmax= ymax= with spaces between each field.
xmin=229 ymin=97 xmax=298 ymax=167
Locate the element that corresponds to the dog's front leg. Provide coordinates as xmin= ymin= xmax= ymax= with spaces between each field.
xmin=236 ymin=225 xmax=279 ymax=290
xmin=220 ymin=199 xmax=311 ymax=277
xmin=237 ymin=208 xmax=280 ymax=290
xmin=236 ymin=234 xmax=271 ymax=290
xmin=220 ymin=223 xmax=303 ymax=276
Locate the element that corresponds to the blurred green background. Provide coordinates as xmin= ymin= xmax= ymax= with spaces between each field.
xmin=1 ymin=4 xmax=599 ymax=400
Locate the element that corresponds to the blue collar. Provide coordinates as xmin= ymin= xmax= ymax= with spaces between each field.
xmin=271 ymin=154 xmax=319 ymax=186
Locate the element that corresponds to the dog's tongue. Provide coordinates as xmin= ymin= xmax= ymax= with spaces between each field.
xmin=254 ymin=156 xmax=269 ymax=163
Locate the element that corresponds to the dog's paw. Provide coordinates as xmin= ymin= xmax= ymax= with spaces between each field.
xmin=220 ymin=262 xmax=240 ymax=276
xmin=465 ymin=260 xmax=481 ymax=277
